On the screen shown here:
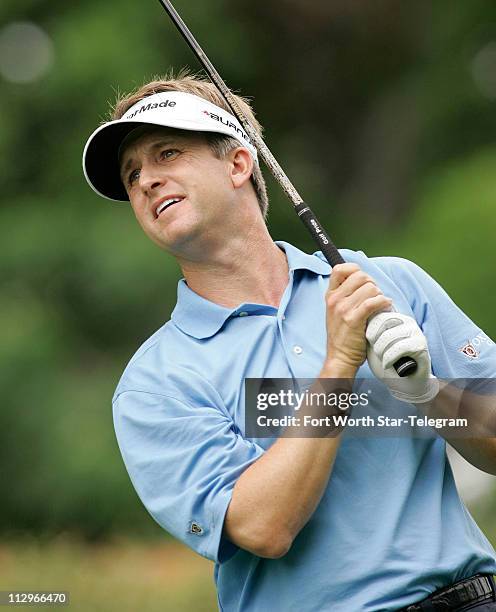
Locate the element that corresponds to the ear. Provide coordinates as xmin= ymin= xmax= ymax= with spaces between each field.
xmin=228 ymin=147 xmax=254 ymax=189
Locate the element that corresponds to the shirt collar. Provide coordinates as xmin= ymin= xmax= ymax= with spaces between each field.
xmin=171 ymin=241 xmax=331 ymax=339
xmin=277 ymin=240 xmax=331 ymax=275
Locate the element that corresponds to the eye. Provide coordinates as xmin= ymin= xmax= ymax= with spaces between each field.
xmin=160 ymin=148 xmax=179 ymax=160
xmin=128 ymin=168 xmax=140 ymax=186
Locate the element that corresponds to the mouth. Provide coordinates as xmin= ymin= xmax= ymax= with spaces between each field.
xmin=154 ymin=196 xmax=185 ymax=219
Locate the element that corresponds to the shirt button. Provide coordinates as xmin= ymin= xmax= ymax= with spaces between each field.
xmin=282 ymin=315 xmax=286 ymax=320
xmin=293 ymin=345 xmax=303 ymax=355
xmin=239 ymin=311 xmax=248 ymax=317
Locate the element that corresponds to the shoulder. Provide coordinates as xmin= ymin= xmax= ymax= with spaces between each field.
xmin=313 ymin=249 xmax=451 ymax=321
xmin=112 ymin=322 xmax=171 ymax=400
xmin=112 ymin=320 xmax=224 ymax=410
xmin=313 ymin=248 xmax=430 ymax=287
xmin=113 ymin=321 xmax=187 ymax=397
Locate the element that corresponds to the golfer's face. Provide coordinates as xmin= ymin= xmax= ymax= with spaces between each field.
xmin=120 ymin=127 xmax=235 ymax=254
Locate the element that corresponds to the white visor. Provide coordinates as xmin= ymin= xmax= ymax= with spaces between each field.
xmin=82 ymin=91 xmax=258 ymax=202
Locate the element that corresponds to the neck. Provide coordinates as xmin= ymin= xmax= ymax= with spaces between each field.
xmin=177 ymin=223 xmax=290 ymax=309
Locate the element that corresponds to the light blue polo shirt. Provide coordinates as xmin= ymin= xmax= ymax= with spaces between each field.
xmin=112 ymin=241 xmax=496 ymax=611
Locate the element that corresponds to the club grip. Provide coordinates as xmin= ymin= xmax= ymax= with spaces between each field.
xmin=294 ymin=202 xmax=418 ymax=377
xmin=393 ymin=356 xmax=418 ymax=377
xmin=294 ymin=203 xmax=344 ymax=267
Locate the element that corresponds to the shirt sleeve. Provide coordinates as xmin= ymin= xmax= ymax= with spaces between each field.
xmin=376 ymin=256 xmax=496 ymax=379
xmin=112 ymin=389 xmax=265 ymax=563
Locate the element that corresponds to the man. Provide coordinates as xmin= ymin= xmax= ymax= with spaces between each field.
xmin=83 ymin=73 xmax=496 ymax=611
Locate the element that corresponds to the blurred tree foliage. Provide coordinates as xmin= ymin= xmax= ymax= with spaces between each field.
xmin=0 ymin=0 xmax=495 ymax=538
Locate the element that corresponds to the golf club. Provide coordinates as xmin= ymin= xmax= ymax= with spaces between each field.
xmin=156 ymin=0 xmax=418 ymax=378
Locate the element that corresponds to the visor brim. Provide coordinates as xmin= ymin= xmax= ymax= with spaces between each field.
xmin=83 ymin=122 xmax=151 ymax=202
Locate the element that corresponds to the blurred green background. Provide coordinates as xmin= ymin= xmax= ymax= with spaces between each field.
xmin=1 ymin=0 xmax=496 ymax=609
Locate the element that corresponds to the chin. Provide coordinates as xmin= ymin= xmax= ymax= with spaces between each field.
xmin=155 ymin=222 xmax=205 ymax=255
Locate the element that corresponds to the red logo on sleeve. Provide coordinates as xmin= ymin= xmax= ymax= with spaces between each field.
xmin=459 ymin=342 xmax=479 ymax=359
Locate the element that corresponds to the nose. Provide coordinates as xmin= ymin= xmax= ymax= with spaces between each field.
xmin=138 ymin=162 xmax=166 ymax=195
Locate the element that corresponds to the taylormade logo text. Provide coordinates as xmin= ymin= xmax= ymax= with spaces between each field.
xmin=125 ymin=99 xmax=176 ymax=119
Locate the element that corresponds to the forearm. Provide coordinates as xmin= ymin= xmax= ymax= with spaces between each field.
xmin=450 ymin=438 xmax=496 ymax=475
xmin=224 ymin=361 xmax=356 ymax=558
xmin=419 ymin=383 xmax=496 ymax=475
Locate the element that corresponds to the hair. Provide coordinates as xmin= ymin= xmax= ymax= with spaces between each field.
xmin=110 ymin=70 xmax=269 ymax=219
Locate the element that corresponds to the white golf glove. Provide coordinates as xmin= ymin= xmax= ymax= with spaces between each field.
xmin=365 ymin=312 xmax=440 ymax=404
